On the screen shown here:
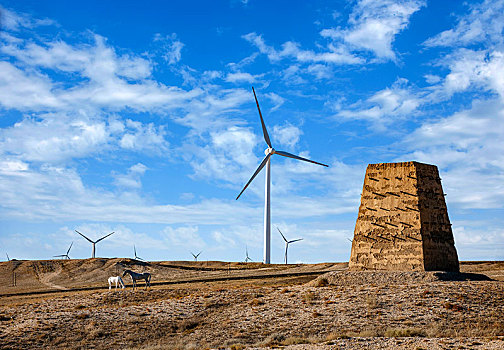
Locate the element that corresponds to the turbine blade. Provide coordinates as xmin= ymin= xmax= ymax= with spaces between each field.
xmin=275 ymin=150 xmax=328 ymax=167
xmin=236 ymin=153 xmax=271 ymax=200
xmin=53 ymin=254 xmax=65 ymax=257
xmin=95 ymin=231 xmax=115 ymax=243
xmin=252 ymin=87 xmax=272 ymax=148
xmin=289 ymin=238 xmax=303 ymax=244
xmin=196 ymin=251 xmax=202 ymax=258
xmin=134 ymin=245 xmax=137 ymax=257
xmin=66 ymin=242 xmax=73 ymax=255
xmin=75 ymin=230 xmax=94 ymax=243
xmin=276 ymin=227 xmax=288 ymax=242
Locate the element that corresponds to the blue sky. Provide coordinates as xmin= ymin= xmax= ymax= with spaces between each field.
xmin=0 ymin=0 xmax=503 ymax=263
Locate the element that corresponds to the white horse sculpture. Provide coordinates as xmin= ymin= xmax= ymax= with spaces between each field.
xmin=122 ymin=269 xmax=151 ymax=291
xmin=108 ymin=276 xmax=125 ymax=290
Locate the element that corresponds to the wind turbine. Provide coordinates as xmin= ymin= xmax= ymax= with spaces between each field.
xmin=75 ymin=230 xmax=115 ymax=258
xmin=6 ymin=253 xmax=10 ymax=261
xmin=277 ymin=227 xmax=303 ymax=264
xmin=191 ymin=251 xmax=202 ymax=262
xmin=236 ymin=87 xmax=328 ymax=264
xmin=133 ymin=245 xmax=144 ymax=261
xmin=244 ymin=245 xmax=252 ymax=263
xmin=54 ymin=242 xmax=73 ymax=259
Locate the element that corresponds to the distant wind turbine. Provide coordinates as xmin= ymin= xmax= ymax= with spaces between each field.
xmin=133 ymin=245 xmax=144 ymax=261
xmin=54 ymin=242 xmax=73 ymax=259
xmin=277 ymin=227 xmax=303 ymax=264
xmin=236 ymin=87 xmax=328 ymax=264
xmin=244 ymin=245 xmax=252 ymax=262
xmin=191 ymin=251 xmax=202 ymax=262
xmin=75 ymin=230 xmax=115 ymax=258
xmin=6 ymin=253 xmax=10 ymax=261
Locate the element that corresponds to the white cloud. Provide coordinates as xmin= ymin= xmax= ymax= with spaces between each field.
xmin=321 ymin=0 xmax=425 ymax=61
xmin=119 ymin=119 xmax=169 ymax=153
xmin=402 ymin=98 xmax=504 ymax=209
xmin=2 ymin=34 xmax=153 ymax=81
xmin=202 ymin=70 xmax=222 ymax=81
xmin=162 ymin=226 xmax=205 ymax=249
xmin=0 ymin=33 xmax=201 ymax=112
xmin=306 ymin=63 xmax=333 ymax=80
xmin=281 ymin=64 xmax=306 ymax=85
xmin=335 ymin=78 xmax=422 ymax=129
xmin=0 ymin=113 xmax=169 ymax=163
xmin=224 ymin=72 xmax=258 ymax=83
xmin=113 ymin=163 xmax=148 ymax=189
xmin=0 ymin=155 xmax=262 ymax=224
xmin=0 ymin=159 xmax=29 ymax=173
xmin=335 ymin=0 xmax=504 ymax=133
xmin=423 ymin=0 xmax=504 ymax=48
xmin=265 ymin=92 xmax=285 ymax=111
xmin=212 ymin=230 xmax=236 ymax=247
xmin=0 ymin=61 xmax=61 ymax=110
xmin=243 ymin=0 xmax=424 ymax=67
xmin=0 ymin=5 xmax=55 ymax=31
xmin=188 ymin=126 xmax=258 ymax=184
xmin=424 ymin=74 xmax=441 ymax=84
xmin=226 ymin=52 xmax=258 ymax=71
xmin=154 ymin=33 xmax=184 ymax=64
xmin=242 ymin=32 xmax=363 ymax=66
xmin=442 ymin=49 xmax=504 ymax=99
xmin=0 ymin=113 xmax=109 ymax=162
xmin=174 ymin=88 xmax=251 ymax=132
xmin=453 ymin=226 xmax=504 ymax=259
xmin=272 ymin=122 xmax=302 ymax=149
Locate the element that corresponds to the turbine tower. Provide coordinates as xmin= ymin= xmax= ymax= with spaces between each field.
xmin=54 ymin=242 xmax=73 ymax=259
xmin=191 ymin=251 xmax=202 ymax=261
xmin=236 ymin=87 xmax=328 ymax=264
xmin=75 ymin=230 xmax=115 ymax=258
xmin=277 ymin=227 xmax=303 ymax=264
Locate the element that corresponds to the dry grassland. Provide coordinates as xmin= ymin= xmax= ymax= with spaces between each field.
xmin=0 ymin=259 xmax=503 ymax=349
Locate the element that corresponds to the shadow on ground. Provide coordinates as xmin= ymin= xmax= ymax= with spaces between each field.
xmin=434 ymin=272 xmax=493 ymax=281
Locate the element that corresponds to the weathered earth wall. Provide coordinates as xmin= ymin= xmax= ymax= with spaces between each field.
xmin=349 ymin=161 xmax=459 ymax=272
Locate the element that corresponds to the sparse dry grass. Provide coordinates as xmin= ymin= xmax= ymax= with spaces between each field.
xmin=365 ymin=293 xmax=378 ymax=309
xmin=313 ymin=277 xmax=329 ymax=287
xmin=0 ymin=260 xmax=503 ymax=350
xmin=302 ymin=290 xmax=316 ymax=303
xmin=384 ymin=328 xmax=426 ymax=337
xmin=74 ymin=312 xmax=89 ymax=320
xmin=249 ymin=298 xmax=264 ymax=306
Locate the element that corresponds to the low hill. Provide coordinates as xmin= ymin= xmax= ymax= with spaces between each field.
xmin=0 ymin=258 xmax=345 ymax=296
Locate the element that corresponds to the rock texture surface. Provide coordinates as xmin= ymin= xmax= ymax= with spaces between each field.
xmin=349 ymin=161 xmax=459 ymax=272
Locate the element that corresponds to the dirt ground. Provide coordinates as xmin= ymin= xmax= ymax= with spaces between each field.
xmin=0 ymin=260 xmax=503 ymax=349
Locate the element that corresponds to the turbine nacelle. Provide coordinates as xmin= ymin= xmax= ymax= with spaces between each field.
xmin=265 ymin=147 xmax=275 ymax=156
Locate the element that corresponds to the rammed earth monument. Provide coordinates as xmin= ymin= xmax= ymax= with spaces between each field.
xmin=349 ymin=161 xmax=459 ymax=272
